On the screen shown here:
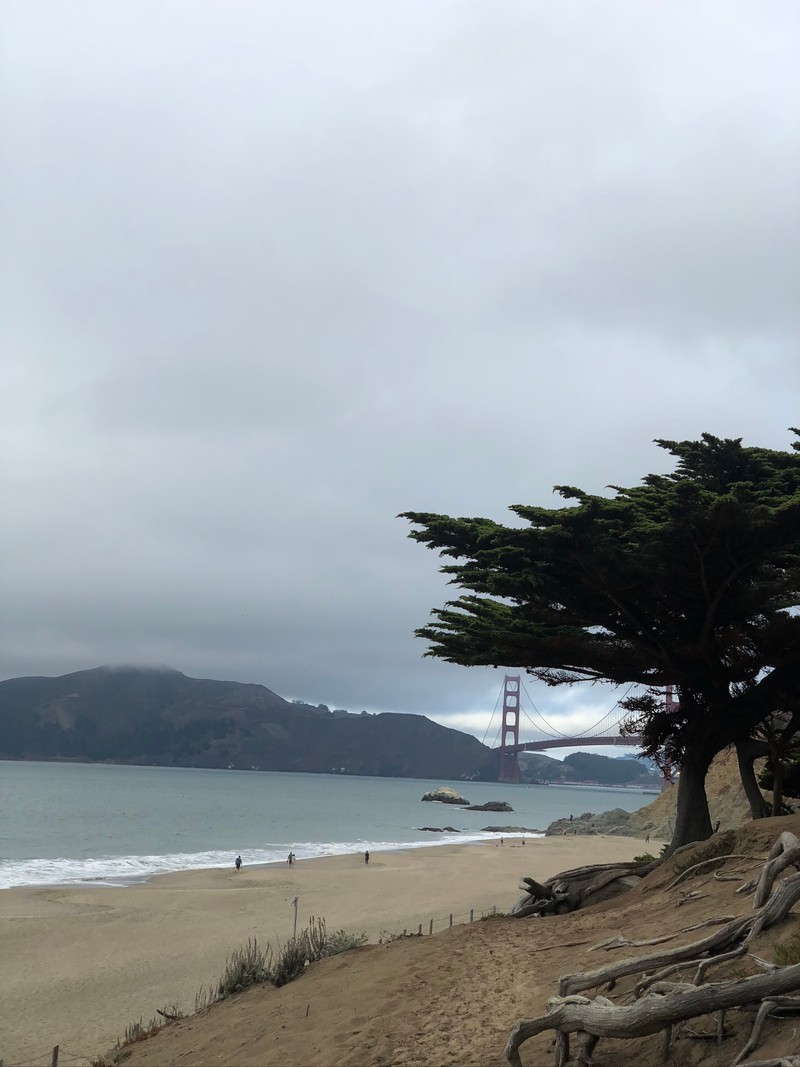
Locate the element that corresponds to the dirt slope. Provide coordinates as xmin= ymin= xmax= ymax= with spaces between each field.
xmin=113 ymin=814 xmax=800 ymax=1067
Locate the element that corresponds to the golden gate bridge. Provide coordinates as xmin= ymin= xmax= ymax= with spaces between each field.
xmin=486 ymin=674 xmax=675 ymax=783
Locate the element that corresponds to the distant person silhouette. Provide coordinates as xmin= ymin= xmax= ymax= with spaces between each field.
xmin=364 ymin=850 xmax=370 ymax=865
xmin=235 ymin=855 xmax=242 ymax=871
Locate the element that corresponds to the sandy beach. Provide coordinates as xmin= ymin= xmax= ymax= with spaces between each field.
xmin=0 ymin=835 xmax=655 ymax=1065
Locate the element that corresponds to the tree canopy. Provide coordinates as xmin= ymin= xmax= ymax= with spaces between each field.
xmin=402 ymin=432 xmax=800 ymax=849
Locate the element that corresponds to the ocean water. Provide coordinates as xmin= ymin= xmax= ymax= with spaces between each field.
xmin=0 ymin=760 xmax=656 ymax=889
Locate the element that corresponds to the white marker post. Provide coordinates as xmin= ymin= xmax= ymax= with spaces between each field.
xmin=289 ymin=895 xmax=299 ymax=941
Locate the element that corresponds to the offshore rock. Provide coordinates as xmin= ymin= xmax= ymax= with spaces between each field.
xmin=463 ymin=801 xmax=513 ymax=812
xmin=421 ymin=786 xmax=469 ymax=805
xmin=417 ymin=826 xmax=460 ymax=833
xmin=482 ymin=825 xmax=541 ymax=833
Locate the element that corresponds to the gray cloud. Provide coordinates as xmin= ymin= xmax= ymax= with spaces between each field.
xmin=2 ymin=1 xmax=798 ymax=743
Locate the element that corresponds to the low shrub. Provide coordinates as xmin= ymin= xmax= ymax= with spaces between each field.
xmin=117 ymin=1004 xmax=186 ymax=1049
xmin=215 ymin=937 xmax=273 ymax=999
xmin=321 ymin=929 xmax=368 ymax=956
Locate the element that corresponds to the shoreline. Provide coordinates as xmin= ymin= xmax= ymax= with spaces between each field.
xmin=0 ymin=834 xmax=657 ymax=1065
xmin=0 ymin=830 xmax=548 ymax=893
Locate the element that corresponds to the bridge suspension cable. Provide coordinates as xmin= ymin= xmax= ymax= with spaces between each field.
xmin=514 ymin=678 xmax=640 ymax=743
xmin=480 ymin=685 xmax=503 ymax=747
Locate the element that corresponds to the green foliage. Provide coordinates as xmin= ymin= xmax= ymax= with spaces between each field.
xmin=214 ymin=937 xmax=274 ymax=998
xmin=321 ymin=928 xmax=369 ymax=956
xmin=633 ymin=853 xmax=657 ymax=863
xmin=117 ymin=1005 xmax=185 ymax=1049
xmin=774 ymin=930 xmax=800 ymax=966
xmin=196 ymin=919 xmax=368 ymax=1009
xmin=402 ymin=432 xmax=800 ymax=846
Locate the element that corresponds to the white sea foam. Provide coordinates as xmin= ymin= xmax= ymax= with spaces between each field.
xmin=0 ymin=831 xmax=537 ymax=890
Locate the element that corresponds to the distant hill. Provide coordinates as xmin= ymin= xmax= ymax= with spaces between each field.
xmin=518 ymin=749 xmax=661 ymax=787
xmin=0 ymin=666 xmax=495 ymax=780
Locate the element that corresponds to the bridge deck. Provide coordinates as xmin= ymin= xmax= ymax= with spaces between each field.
xmin=495 ymin=735 xmax=644 ymax=754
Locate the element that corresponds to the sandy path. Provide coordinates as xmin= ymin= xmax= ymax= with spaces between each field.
xmin=0 ymin=835 xmax=653 ymax=1065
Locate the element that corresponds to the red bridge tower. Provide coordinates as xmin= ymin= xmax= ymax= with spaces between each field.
xmin=498 ymin=674 xmax=521 ymax=783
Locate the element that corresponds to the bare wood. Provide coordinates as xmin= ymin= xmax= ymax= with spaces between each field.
xmin=545 ymin=861 xmax=656 ymax=884
xmin=749 ymin=954 xmax=779 ymax=973
xmin=647 ymin=981 xmax=696 ymax=995
xmin=692 ymin=944 xmax=746 ymax=984
xmin=714 ymin=872 xmax=742 ymax=881
xmin=591 ymin=933 xmax=677 ymax=952
xmin=745 ymin=871 xmax=800 ymax=944
xmin=676 ymin=891 xmax=707 ymax=906
xmin=659 ymin=1023 xmax=672 ymax=1064
xmin=733 ymin=999 xmax=779 ymax=1065
xmin=736 ymin=1059 xmax=800 ymax=1067
xmin=559 ymin=915 xmax=752 ymax=995
xmin=753 ymin=834 xmax=800 ymax=908
xmin=505 ymin=965 xmax=800 ymax=1067
xmin=664 ymin=855 xmax=761 ymax=892
xmin=681 ymin=915 xmax=736 ymax=932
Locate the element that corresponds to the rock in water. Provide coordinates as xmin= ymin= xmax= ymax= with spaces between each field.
xmin=421 ymin=786 xmax=469 ymax=805
xmin=463 ymin=801 xmax=513 ymax=812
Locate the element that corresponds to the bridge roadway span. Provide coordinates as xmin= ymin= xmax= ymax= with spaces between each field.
xmin=498 ymin=734 xmax=644 ymax=754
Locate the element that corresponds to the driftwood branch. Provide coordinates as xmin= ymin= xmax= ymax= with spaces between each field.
xmin=591 ymin=933 xmax=676 ymax=952
xmin=559 ymin=916 xmax=752 ymax=995
xmin=505 ymin=966 xmax=800 ymax=1067
xmin=506 ymin=831 xmax=800 ymax=1067
xmin=664 ymin=855 xmax=761 ymax=892
xmin=681 ymin=914 xmax=736 ymax=932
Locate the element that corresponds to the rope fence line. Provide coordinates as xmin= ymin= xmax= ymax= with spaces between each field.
xmin=378 ymin=901 xmax=502 ymax=940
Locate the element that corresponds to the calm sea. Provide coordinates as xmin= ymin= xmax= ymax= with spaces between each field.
xmin=0 ymin=760 xmax=655 ymax=889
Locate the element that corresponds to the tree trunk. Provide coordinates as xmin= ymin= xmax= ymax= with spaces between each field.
xmin=668 ymin=754 xmax=714 ymax=854
xmin=773 ymin=762 xmax=785 ymax=816
xmin=736 ymin=739 xmax=771 ymax=820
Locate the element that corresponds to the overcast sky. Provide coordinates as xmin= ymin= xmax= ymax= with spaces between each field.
xmin=2 ymin=1 xmax=798 ymax=752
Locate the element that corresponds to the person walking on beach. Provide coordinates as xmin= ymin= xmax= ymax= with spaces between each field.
xmin=235 ymin=855 xmax=242 ymax=871
xmin=364 ymin=850 xmax=370 ymax=865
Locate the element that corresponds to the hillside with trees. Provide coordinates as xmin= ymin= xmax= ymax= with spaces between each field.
xmin=0 ymin=665 xmax=495 ymax=780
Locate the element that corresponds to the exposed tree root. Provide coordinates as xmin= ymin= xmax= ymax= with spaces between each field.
xmin=681 ymin=915 xmax=736 ymax=932
xmin=753 ymin=833 xmax=800 ymax=908
xmin=505 ymin=966 xmax=800 ymax=1066
xmin=505 ymin=834 xmax=800 ymax=1067
xmin=664 ymin=855 xmax=763 ymax=892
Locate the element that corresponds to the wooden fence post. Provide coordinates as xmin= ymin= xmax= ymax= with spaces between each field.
xmin=470 ymin=909 xmax=474 ymax=923
xmin=449 ymin=913 xmax=453 ymax=927
xmin=429 ymin=918 xmax=433 ymax=935
xmin=51 ymin=1046 xmax=59 ymax=1067
xmin=417 ymin=923 xmax=422 ymax=936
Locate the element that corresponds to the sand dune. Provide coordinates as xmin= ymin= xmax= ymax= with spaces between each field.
xmin=0 ymin=835 xmax=656 ymax=1065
